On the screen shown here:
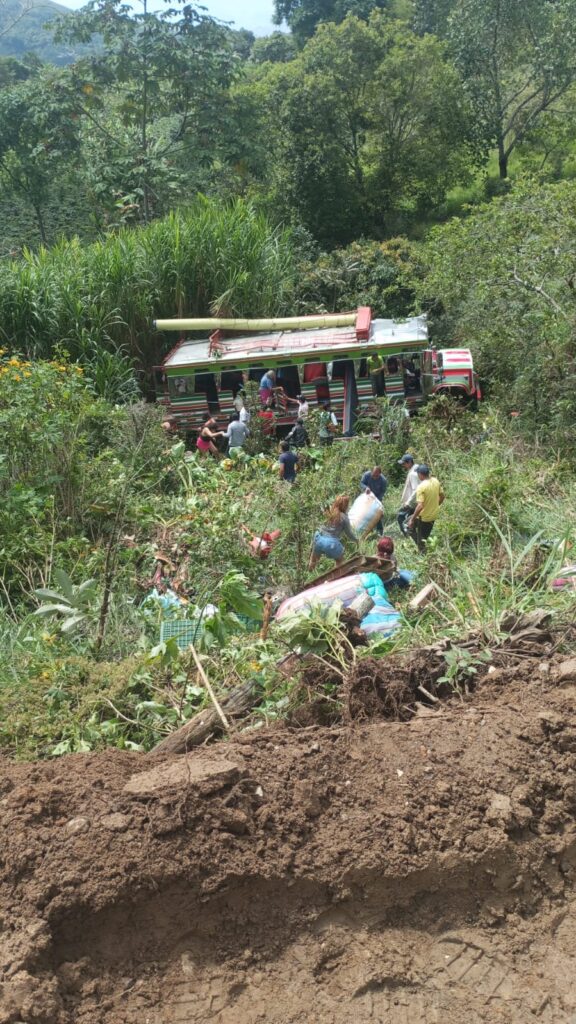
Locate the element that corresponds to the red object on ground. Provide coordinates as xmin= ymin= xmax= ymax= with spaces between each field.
xmin=249 ymin=529 xmax=282 ymax=559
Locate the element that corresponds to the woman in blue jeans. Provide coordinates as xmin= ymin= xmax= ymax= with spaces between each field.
xmin=309 ymin=495 xmax=357 ymax=570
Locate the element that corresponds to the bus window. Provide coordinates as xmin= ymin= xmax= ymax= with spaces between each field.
xmin=221 ymin=370 xmax=244 ymax=395
xmin=194 ymin=372 xmax=218 ymax=409
xmin=331 ymin=360 xmax=350 ymax=381
xmin=169 ymin=375 xmax=194 ymax=398
xmin=276 ymin=364 xmax=300 ymax=400
xmin=303 ymin=362 xmax=328 ymax=383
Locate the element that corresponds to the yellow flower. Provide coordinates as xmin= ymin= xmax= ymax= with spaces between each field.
xmin=8 ymin=357 xmax=20 ymax=366
xmin=13 ymin=374 xmax=21 ymax=382
xmin=22 ymin=371 xmax=31 ymax=378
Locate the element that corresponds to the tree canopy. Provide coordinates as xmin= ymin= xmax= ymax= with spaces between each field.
xmin=417 ymin=178 xmax=576 ymax=441
xmin=273 ymin=0 xmax=391 ymax=44
xmin=239 ymin=13 xmax=476 ymax=243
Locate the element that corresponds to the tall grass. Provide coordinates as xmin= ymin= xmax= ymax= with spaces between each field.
xmin=0 ymin=198 xmax=298 ymax=371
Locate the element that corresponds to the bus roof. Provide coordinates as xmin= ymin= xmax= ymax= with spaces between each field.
xmin=162 ymin=316 xmax=428 ymax=371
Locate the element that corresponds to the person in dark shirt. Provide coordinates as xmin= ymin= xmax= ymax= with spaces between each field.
xmin=360 ymin=465 xmax=387 ymax=536
xmin=278 ymin=441 xmax=299 ymax=483
xmin=286 ymin=418 xmax=310 ymax=448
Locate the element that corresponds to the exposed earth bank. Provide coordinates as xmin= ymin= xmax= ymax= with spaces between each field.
xmin=1 ymin=658 xmax=576 ymax=1023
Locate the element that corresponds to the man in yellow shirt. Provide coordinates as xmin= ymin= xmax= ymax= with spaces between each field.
xmin=408 ymin=464 xmax=445 ymax=553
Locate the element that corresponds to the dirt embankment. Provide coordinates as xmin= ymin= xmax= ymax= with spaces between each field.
xmin=1 ymin=656 xmax=576 ymax=1023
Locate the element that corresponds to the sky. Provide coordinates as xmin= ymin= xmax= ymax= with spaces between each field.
xmin=59 ymin=0 xmax=279 ymax=35
xmin=202 ymin=0 xmax=277 ymax=34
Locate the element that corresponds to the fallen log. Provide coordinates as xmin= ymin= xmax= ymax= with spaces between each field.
xmin=154 ymin=679 xmax=262 ymax=756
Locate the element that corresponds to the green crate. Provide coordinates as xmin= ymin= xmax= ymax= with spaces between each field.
xmin=160 ymin=619 xmax=206 ymax=651
xmin=160 ymin=614 xmax=261 ymax=652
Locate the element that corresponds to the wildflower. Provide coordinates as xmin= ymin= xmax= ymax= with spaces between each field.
xmin=23 ymin=371 xmax=31 ymax=378
xmin=8 ymin=357 xmax=20 ymax=366
xmin=13 ymin=374 xmax=21 ymax=382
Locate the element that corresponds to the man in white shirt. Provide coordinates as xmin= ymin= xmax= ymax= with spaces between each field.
xmin=235 ymin=389 xmax=251 ymax=424
xmin=397 ymin=454 xmax=420 ymax=535
xmin=286 ymin=393 xmax=309 ymax=419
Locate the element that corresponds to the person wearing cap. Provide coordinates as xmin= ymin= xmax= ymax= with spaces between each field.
xmin=360 ymin=466 xmax=387 ymax=535
xmin=408 ymin=464 xmax=445 ymax=553
xmin=397 ymin=454 xmax=420 ymax=536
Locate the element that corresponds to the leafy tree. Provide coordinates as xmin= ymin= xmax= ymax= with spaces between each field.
xmin=446 ymin=0 xmax=576 ymax=179
xmin=54 ymin=0 xmax=237 ymax=225
xmin=251 ymin=32 xmax=296 ymax=63
xmin=293 ymin=236 xmax=416 ymax=316
xmin=0 ymin=54 xmax=36 ymax=87
xmin=417 ymin=179 xmax=576 ymax=445
xmin=412 ymin=0 xmax=453 ymax=35
xmin=0 ymin=70 xmax=80 ymax=242
xmin=512 ymin=84 xmax=576 ymax=182
xmin=240 ymin=13 xmax=476 ymax=242
xmin=273 ymin=0 xmax=391 ymax=44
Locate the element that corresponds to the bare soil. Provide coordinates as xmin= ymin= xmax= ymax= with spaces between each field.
xmin=1 ymin=655 xmax=576 ymax=1023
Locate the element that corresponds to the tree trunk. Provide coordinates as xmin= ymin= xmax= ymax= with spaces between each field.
xmin=33 ymin=203 xmax=47 ymax=245
xmin=153 ymin=680 xmax=261 ymax=756
xmin=498 ymin=138 xmax=508 ymax=179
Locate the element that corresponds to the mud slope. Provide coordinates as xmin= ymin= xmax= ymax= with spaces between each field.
xmin=1 ymin=664 xmax=576 ymax=1023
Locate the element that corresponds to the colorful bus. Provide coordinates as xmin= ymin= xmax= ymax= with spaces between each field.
xmin=153 ymin=308 xmax=480 ymax=434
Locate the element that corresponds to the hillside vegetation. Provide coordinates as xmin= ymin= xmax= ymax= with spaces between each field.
xmin=0 ymin=0 xmax=94 ymax=63
xmin=0 ymin=0 xmax=575 ymax=759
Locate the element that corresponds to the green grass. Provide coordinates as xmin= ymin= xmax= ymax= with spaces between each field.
xmin=0 ymin=399 xmax=574 ymax=759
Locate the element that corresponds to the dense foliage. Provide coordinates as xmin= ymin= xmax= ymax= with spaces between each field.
xmin=0 ymin=0 xmax=576 ymax=762
xmin=0 ymin=199 xmax=299 ymax=371
xmin=2 ymin=0 xmax=576 ymax=247
xmin=416 ymin=179 xmax=576 ymax=449
xmin=0 ymin=368 xmax=573 ymax=759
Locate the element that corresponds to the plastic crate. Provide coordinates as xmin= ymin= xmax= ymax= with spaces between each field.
xmin=160 ymin=614 xmax=261 ymax=652
xmin=160 ymin=619 xmax=206 ymax=651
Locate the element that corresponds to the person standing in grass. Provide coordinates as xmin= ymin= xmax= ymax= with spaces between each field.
xmin=196 ymin=417 xmax=224 ymax=457
xmin=278 ymin=440 xmax=299 ymax=483
xmin=408 ymin=464 xmax=445 ymax=553
xmin=360 ymin=465 xmax=387 ymax=536
xmin=225 ymin=412 xmax=249 ymax=452
xmin=309 ymin=494 xmax=357 ymax=569
xmin=397 ymin=453 xmax=420 ymax=535
xmin=286 ymin=418 xmax=310 ymax=449
xmin=318 ymin=401 xmax=338 ymax=446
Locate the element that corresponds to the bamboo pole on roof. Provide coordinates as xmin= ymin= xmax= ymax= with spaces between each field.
xmin=152 ymin=313 xmax=357 ymax=332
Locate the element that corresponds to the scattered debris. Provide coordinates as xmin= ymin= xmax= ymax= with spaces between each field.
xmin=408 ymin=582 xmax=438 ymax=613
